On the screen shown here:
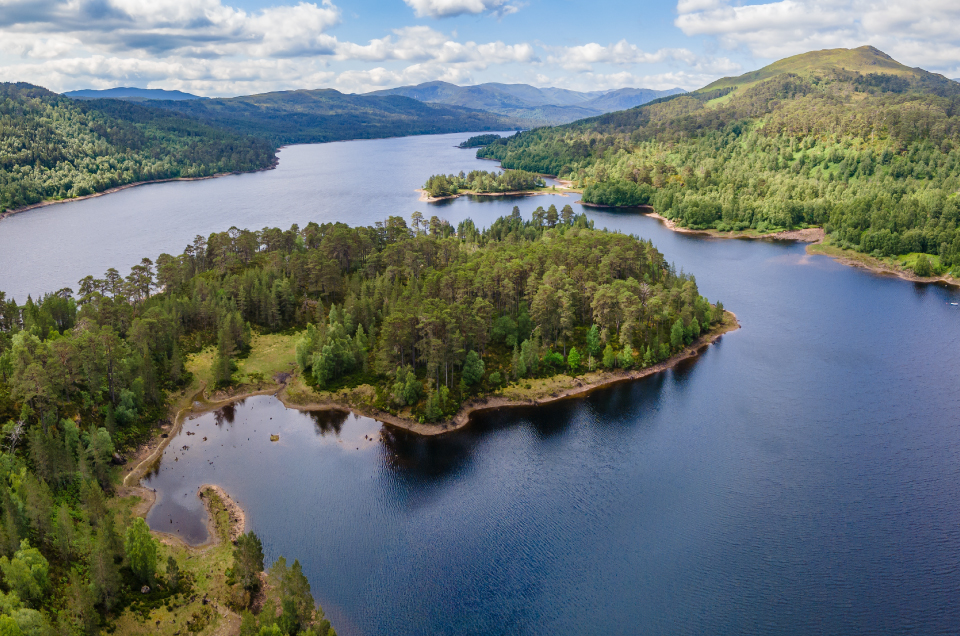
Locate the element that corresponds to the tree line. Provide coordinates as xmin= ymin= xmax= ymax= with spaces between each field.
xmin=478 ymin=71 xmax=960 ymax=275
xmin=458 ymin=134 xmax=504 ymax=148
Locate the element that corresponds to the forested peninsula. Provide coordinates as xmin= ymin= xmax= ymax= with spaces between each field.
xmin=0 ymin=209 xmax=734 ymax=630
xmin=477 ymin=46 xmax=960 ymax=279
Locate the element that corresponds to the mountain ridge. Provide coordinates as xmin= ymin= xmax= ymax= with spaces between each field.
xmin=63 ymin=86 xmax=202 ymax=101
xmin=367 ymin=81 xmax=684 ymax=124
xmin=144 ymin=87 xmax=518 ymax=145
xmin=699 ymin=45 xmax=955 ymax=95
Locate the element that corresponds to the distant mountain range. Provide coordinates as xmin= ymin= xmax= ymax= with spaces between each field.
xmin=366 ymin=82 xmax=685 ymax=125
xmin=62 ymin=82 xmax=685 ymax=127
xmin=63 ymin=87 xmax=202 ymax=101
xmin=141 ymin=88 xmax=516 ymax=146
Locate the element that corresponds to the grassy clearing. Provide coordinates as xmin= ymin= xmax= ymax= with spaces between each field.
xmin=185 ymin=331 xmax=301 ymax=396
xmin=186 ymin=347 xmax=216 ymax=389
xmin=898 ymin=251 xmax=945 ymax=272
xmin=235 ymin=332 xmax=300 ymax=386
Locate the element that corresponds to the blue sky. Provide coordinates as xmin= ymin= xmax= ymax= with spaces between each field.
xmin=0 ymin=0 xmax=958 ymax=96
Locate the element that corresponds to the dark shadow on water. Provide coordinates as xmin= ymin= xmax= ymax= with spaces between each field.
xmin=310 ymin=409 xmax=350 ymax=436
xmin=584 ymin=371 xmax=669 ymax=426
xmin=381 ymin=425 xmax=477 ymax=482
xmin=214 ymin=399 xmax=245 ymax=426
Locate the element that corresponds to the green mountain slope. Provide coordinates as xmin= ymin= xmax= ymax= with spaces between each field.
xmin=368 ymin=81 xmax=683 ymax=124
xmin=149 ymin=88 xmax=517 ymax=145
xmin=0 ymin=83 xmax=275 ymax=213
xmin=699 ymin=46 xmax=928 ymax=93
xmin=476 ymin=47 xmax=960 ymax=275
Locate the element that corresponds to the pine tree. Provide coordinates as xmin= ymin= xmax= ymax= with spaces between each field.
xmin=511 ymin=345 xmax=525 ymax=380
xmin=53 ymin=504 xmax=75 ymax=562
xmin=670 ymin=318 xmax=685 ymax=351
xmin=166 ymin=556 xmax=181 ymax=591
xmin=234 ymin=531 xmax=265 ymax=591
xmin=461 ymin=351 xmax=484 ymax=386
xmin=586 ymin=324 xmax=602 ymax=356
xmin=602 ymin=344 xmax=616 ymax=369
xmin=125 ymin=517 xmax=159 ymax=585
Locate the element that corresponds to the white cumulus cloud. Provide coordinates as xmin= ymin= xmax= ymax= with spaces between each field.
xmin=675 ymin=0 xmax=960 ymax=74
xmin=402 ymin=0 xmax=519 ymax=18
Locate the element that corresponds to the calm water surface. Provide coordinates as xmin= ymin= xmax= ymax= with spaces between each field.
xmin=4 ymin=133 xmax=960 ymax=634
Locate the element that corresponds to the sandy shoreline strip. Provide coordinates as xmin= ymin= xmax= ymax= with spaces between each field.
xmin=199 ymin=484 xmax=246 ymax=543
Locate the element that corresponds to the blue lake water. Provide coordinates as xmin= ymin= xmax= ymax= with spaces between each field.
xmin=3 ymin=132 xmax=960 ymax=634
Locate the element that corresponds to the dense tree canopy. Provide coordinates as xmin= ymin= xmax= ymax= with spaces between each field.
xmin=423 ymin=169 xmax=545 ymax=197
xmin=478 ymin=70 xmax=960 ymax=274
xmin=458 ymin=134 xmax=504 ymax=148
xmin=0 ymin=83 xmax=275 ymax=212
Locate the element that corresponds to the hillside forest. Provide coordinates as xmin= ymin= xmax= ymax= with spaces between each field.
xmin=0 ymin=83 xmax=275 ymax=213
xmin=479 ymin=60 xmax=960 ymax=275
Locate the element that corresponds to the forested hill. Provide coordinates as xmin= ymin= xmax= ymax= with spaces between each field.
xmin=146 ymin=89 xmax=516 ymax=146
xmin=0 ymin=83 xmax=275 ymax=213
xmin=477 ymin=46 xmax=960 ymax=276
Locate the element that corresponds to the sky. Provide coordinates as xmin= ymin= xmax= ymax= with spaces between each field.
xmin=0 ymin=0 xmax=959 ymax=96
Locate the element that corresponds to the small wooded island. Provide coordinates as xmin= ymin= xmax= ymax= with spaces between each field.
xmin=458 ymin=133 xmax=504 ymax=148
xmin=421 ymin=169 xmax=545 ymax=199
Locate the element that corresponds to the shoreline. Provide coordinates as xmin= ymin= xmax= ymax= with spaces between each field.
xmin=635 ymin=207 xmax=957 ymax=284
xmin=126 ymin=310 xmax=738 ymax=546
xmin=610 ymin=206 xmax=827 ymax=243
xmin=807 ymin=241 xmax=960 ymax=286
xmin=199 ymin=484 xmax=246 ymax=544
xmin=0 ymin=159 xmax=279 ymax=222
xmin=167 ymin=310 xmax=738 ymax=440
